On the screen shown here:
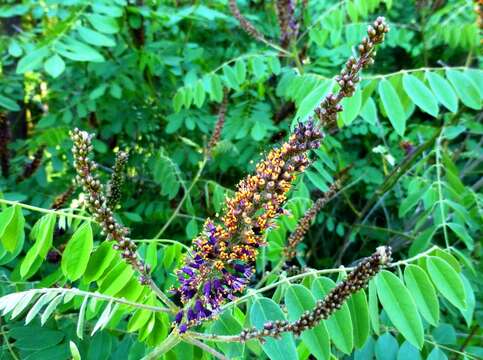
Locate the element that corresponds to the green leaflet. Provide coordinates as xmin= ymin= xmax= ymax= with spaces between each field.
xmin=360 ymin=97 xmax=378 ymax=125
xmin=98 ymin=262 xmax=134 ymax=296
xmin=346 ymin=289 xmax=370 ymax=349
xmin=375 ymin=270 xmax=424 ymax=348
xmin=210 ymin=312 xmax=244 ymax=358
xmin=0 ymin=94 xmax=20 ymax=111
xmin=403 ymin=265 xmax=439 ymax=326
xmin=368 ymin=280 xmax=380 ymax=335
xmin=16 ymin=46 xmax=50 ymax=74
xmin=378 ymin=79 xmax=406 ymax=136
xmin=375 ymin=332 xmax=398 ymax=360
xmin=426 ymin=256 xmax=466 ymax=310
xmin=250 ymin=297 xmax=298 ymax=360
xmin=0 ymin=205 xmax=25 ymax=252
xmin=20 ymin=213 xmax=56 ymax=278
xmin=459 ymin=275 xmax=475 ymax=327
xmin=446 ymin=69 xmax=481 ymax=110
xmin=44 ymin=54 xmax=66 ymax=78
xmin=397 ymin=340 xmax=421 ymax=360
xmin=285 ymin=284 xmax=330 ymax=360
xmin=340 ymin=88 xmax=362 ymax=125
xmin=402 ymin=73 xmax=438 ymax=117
xmin=295 ymin=81 xmax=334 ymax=121
xmin=84 ymin=241 xmax=117 ymax=283
xmin=311 ymin=277 xmax=353 ymax=354
xmin=87 ymin=14 xmax=119 ymax=34
xmin=426 ymin=71 xmax=458 ymax=113
xmin=61 ymin=222 xmax=94 ymax=281
xmin=77 ymin=26 xmax=115 ymax=47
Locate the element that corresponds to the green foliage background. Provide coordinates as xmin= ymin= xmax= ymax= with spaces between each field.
xmin=0 ymin=0 xmax=481 ymax=359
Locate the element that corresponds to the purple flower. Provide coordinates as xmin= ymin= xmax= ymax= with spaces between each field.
xmin=179 ymin=324 xmax=187 ymax=333
xmin=182 ymin=267 xmax=194 ymax=276
xmin=203 ymin=281 xmax=211 ymax=296
xmin=175 ymin=311 xmax=183 ymax=324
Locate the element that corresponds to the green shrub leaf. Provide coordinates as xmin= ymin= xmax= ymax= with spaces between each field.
xmin=426 ymin=71 xmax=458 ymax=113
xmin=347 ymin=289 xmax=370 ymax=349
xmin=61 ymin=222 xmax=93 ymax=281
xmin=426 ymin=256 xmax=466 ymax=310
xmin=375 ymin=270 xmax=424 ymax=348
xmin=250 ymin=297 xmax=298 ymax=360
xmin=403 ymin=264 xmax=439 ymax=326
xmin=402 ymin=74 xmax=439 ymax=116
xmin=446 ymin=70 xmax=481 ymax=110
xmin=378 ymin=79 xmax=406 ymax=135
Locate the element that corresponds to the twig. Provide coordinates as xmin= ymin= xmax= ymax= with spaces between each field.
xmin=184 ymin=336 xmax=229 ymax=360
xmin=0 ymin=198 xmax=91 ymax=222
xmin=142 ymin=333 xmax=181 ymax=360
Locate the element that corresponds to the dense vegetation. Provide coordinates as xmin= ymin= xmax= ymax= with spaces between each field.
xmin=0 ymin=0 xmax=481 ymax=359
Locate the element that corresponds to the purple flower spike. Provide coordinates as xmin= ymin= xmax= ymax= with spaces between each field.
xmin=175 ymin=311 xmax=183 ymax=324
xmin=179 ymin=324 xmax=187 ymax=333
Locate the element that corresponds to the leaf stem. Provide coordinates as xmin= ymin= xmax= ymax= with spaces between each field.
xmin=0 ymin=198 xmax=91 ymax=221
xmin=184 ymin=336 xmax=229 ymax=360
xmin=142 ymin=332 xmax=181 ymax=360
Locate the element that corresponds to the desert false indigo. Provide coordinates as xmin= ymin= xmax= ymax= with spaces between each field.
xmin=173 ymin=16 xmax=389 ymax=333
xmin=239 ymin=246 xmax=392 ymax=341
xmin=206 ymin=90 xmax=229 ymax=156
xmin=228 ymin=0 xmax=266 ymax=41
xmin=315 ymin=17 xmax=389 ymax=127
xmin=70 ymin=129 xmax=151 ymax=285
xmin=276 ymin=0 xmax=299 ymax=48
xmin=174 ymin=121 xmax=323 ymax=331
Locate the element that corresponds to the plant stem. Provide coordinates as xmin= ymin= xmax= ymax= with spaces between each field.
xmin=146 ymin=279 xmax=178 ymax=312
xmin=133 ymin=238 xmax=192 ymax=253
xmin=142 ymin=332 xmax=181 ymax=360
xmin=184 ymin=336 xmax=229 ymax=360
xmin=0 ymin=198 xmax=91 ymax=221
xmin=153 ymin=157 xmax=207 ymax=239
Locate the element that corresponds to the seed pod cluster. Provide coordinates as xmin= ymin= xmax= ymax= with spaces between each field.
xmin=51 ymin=185 xmax=75 ymax=210
xmin=315 ymin=16 xmax=389 ymax=126
xmin=284 ymin=180 xmax=341 ymax=260
xmin=207 ymin=90 xmax=229 ymax=155
xmin=16 ymin=146 xmax=45 ymax=183
xmin=276 ymin=0 xmax=299 ymax=48
xmin=228 ymin=0 xmax=266 ymax=41
xmin=107 ymin=150 xmax=129 ymax=209
xmin=70 ymin=128 xmax=150 ymax=284
xmin=239 ymin=246 xmax=392 ymax=341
